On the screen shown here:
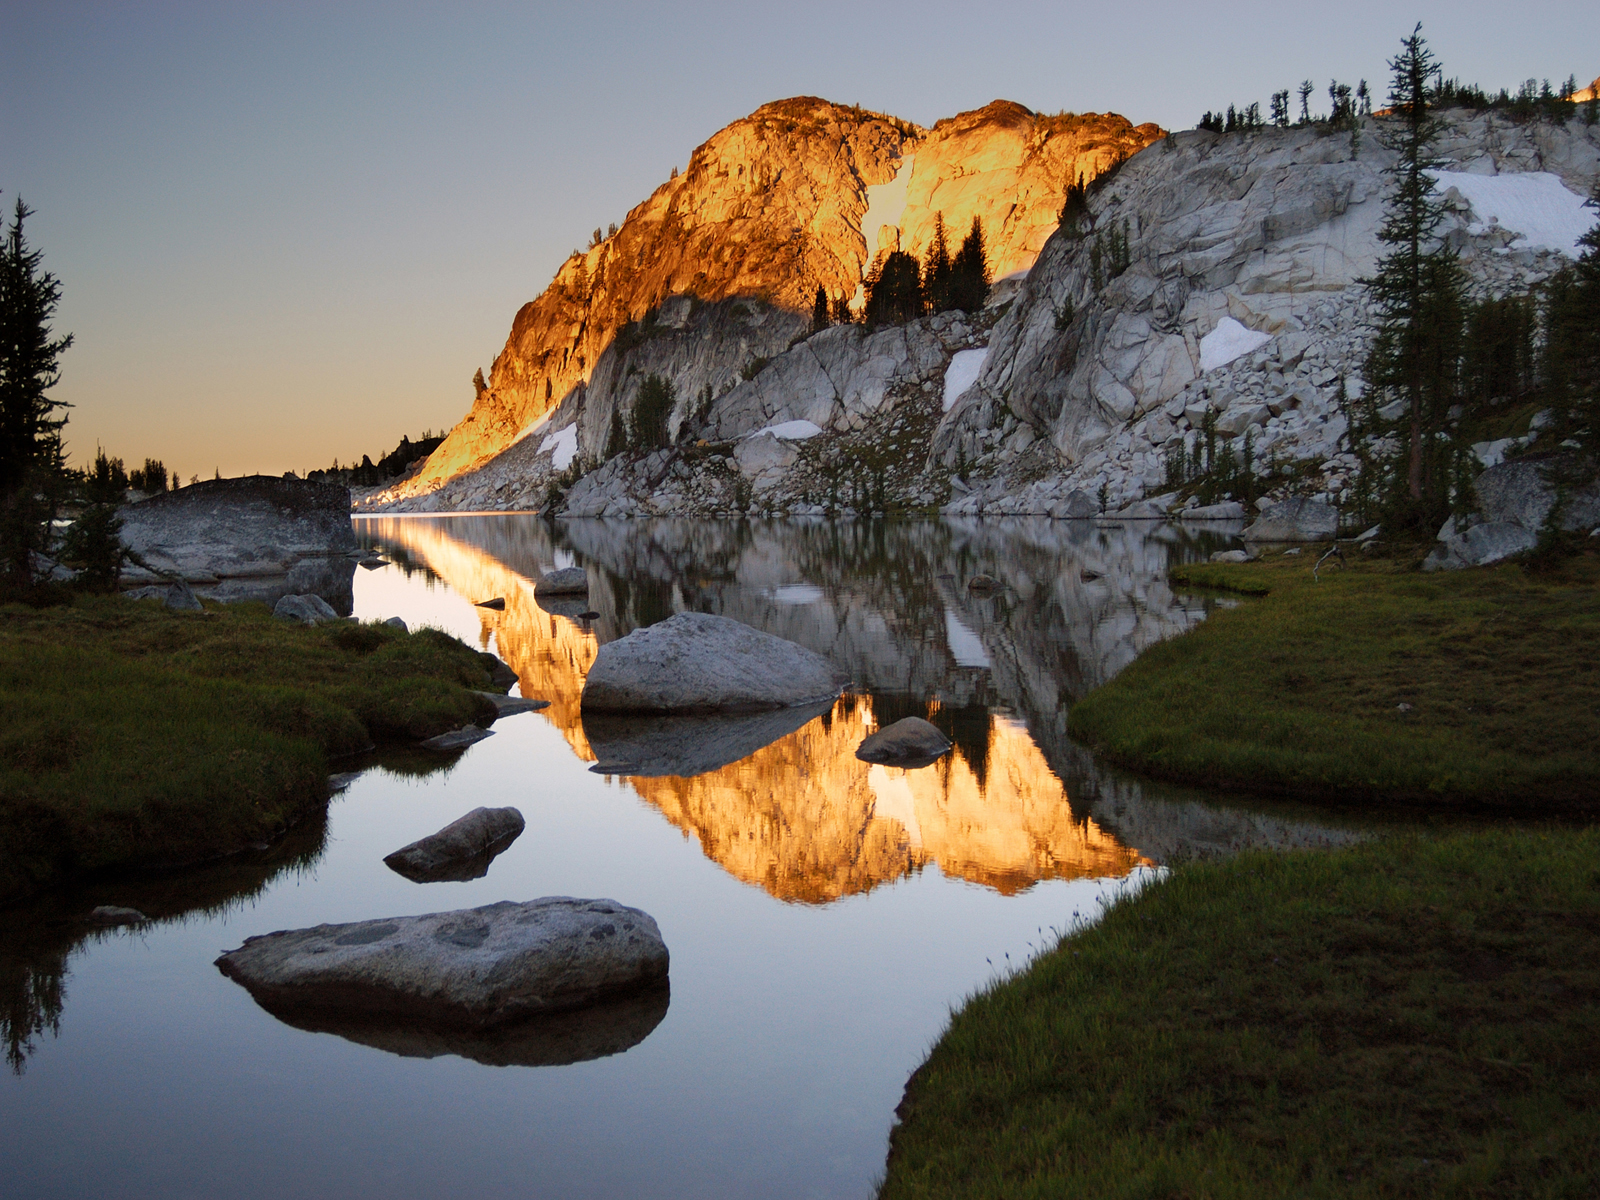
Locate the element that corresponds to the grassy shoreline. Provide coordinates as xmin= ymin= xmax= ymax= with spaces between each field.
xmin=880 ymin=829 xmax=1600 ymax=1198
xmin=0 ymin=596 xmax=502 ymax=904
xmin=1067 ymin=550 xmax=1600 ymax=808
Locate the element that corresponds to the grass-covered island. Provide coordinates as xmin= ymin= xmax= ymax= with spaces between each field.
xmin=881 ymin=546 xmax=1600 ymax=1197
xmin=0 ymin=596 xmax=503 ymax=904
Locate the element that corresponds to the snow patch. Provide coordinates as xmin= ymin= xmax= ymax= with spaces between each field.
xmin=749 ymin=419 xmax=824 ymax=441
xmin=944 ymin=609 xmax=992 ymax=668
xmin=1434 ymin=170 xmax=1593 ymax=257
xmin=850 ymin=156 xmax=915 ymax=313
xmin=540 ymin=425 xmax=578 ymax=471
xmin=1198 ymin=317 xmax=1272 ymax=373
xmin=943 ymin=346 xmax=989 ymax=412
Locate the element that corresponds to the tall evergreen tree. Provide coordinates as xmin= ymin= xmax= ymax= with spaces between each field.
xmin=0 ymin=197 xmax=73 ymax=591
xmin=949 ymin=217 xmax=990 ymax=313
xmin=1543 ymin=186 xmax=1600 ymax=455
xmin=812 ymin=284 xmax=829 ymax=332
xmin=922 ymin=213 xmax=954 ymax=313
xmin=864 ymin=251 xmax=923 ymax=326
xmin=1360 ymin=25 xmax=1468 ymax=530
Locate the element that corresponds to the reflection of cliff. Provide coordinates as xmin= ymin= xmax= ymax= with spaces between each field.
xmin=362 ymin=518 xmax=1146 ymax=902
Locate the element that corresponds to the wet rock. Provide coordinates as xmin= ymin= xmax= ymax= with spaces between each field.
xmin=475 ymin=597 xmax=506 ymax=610
xmin=473 ymin=691 xmax=549 ymax=717
xmin=581 ymin=612 xmax=845 ymax=714
xmin=855 ymin=717 xmax=953 ymax=768
xmin=88 ymin=906 xmax=148 ymax=925
xmin=251 ymin=981 xmax=669 ymax=1068
xmin=418 ymin=724 xmax=494 ymax=752
xmin=480 ymin=653 xmax=518 ymax=690
xmin=966 ymin=574 xmax=1002 ymax=592
xmin=214 ymin=897 xmax=670 ymax=1025
xmin=534 ymin=567 xmax=589 ymax=596
xmin=273 ymin=593 xmax=342 ymax=625
xmin=383 ymin=807 xmax=526 ymax=883
xmin=584 ymin=699 xmax=833 ymax=777
xmin=1243 ymin=497 xmax=1338 ymax=542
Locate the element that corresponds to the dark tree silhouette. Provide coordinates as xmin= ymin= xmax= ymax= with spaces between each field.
xmin=864 ymin=251 xmax=923 ymax=326
xmin=922 ymin=213 xmax=954 ymax=313
xmin=949 ymin=217 xmax=990 ymax=313
xmin=812 ymin=285 xmax=829 ymax=332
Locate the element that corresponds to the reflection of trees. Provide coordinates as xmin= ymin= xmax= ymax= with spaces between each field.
xmin=0 ymin=815 xmax=328 ymax=1073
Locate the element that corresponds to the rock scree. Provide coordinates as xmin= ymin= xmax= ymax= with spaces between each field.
xmin=580 ymin=612 xmax=847 ymax=714
xmin=856 ymin=717 xmax=954 ymax=768
xmin=214 ymin=897 xmax=670 ymax=1026
xmin=384 ymin=807 xmax=527 ymax=884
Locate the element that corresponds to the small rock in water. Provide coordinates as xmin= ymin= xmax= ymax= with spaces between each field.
xmin=578 ymin=610 xmax=600 ymax=620
xmin=383 ymin=616 xmax=408 ymax=632
xmin=384 ymin=806 xmax=526 ymax=883
xmin=419 ymin=724 xmax=494 ymax=752
xmin=328 ymin=771 xmax=364 ymax=793
xmin=358 ymin=557 xmax=389 ymax=570
xmin=473 ymin=691 xmax=549 ymax=716
xmin=856 ymin=717 xmax=953 ymax=768
xmin=967 ymin=574 xmax=1002 ymax=592
xmin=475 ymin=597 xmax=506 ymax=610
xmin=88 ymin=906 xmax=148 ymax=925
xmin=534 ymin=567 xmax=589 ymax=596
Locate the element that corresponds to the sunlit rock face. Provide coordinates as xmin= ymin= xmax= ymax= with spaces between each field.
xmin=385 ymin=98 xmax=1163 ymax=502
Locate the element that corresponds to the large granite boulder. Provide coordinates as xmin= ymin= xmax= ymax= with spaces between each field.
xmin=534 ymin=566 xmax=589 ymax=596
xmin=583 ymin=699 xmax=833 ymax=777
xmin=1423 ymin=518 xmax=1540 ymax=571
xmin=856 ymin=717 xmax=952 ymax=769
xmin=1243 ymin=497 xmax=1339 ymax=542
xmin=215 ymin=897 xmax=669 ymax=1025
xmin=272 ymin=593 xmax=341 ymax=625
xmin=580 ymin=612 xmax=846 ymax=714
xmin=383 ymin=807 xmax=526 ymax=883
xmin=118 ymin=476 xmax=357 ymax=611
xmin=1473 ymin=457 xmax=1600 ymax=533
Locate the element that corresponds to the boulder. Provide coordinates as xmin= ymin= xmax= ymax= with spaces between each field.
xmin=1474 ymin=457 xmax=1600 ymax=533
xmin=855 ymin=717 xmax=953 ymax=768
xmin=583 ymin=699 xmax=833 ymax=777
xmin=580 ymin=612 xmax=845 ymax=714
xmin=117 ymin=476 xmax=356 ymax=611
xmin=1243 ymin=497 xmax=1339 ymax=542
xmin=419 ymin=724 xmax=494 ymax=752
xmin=1048 ymin=490 xmax=1098 ymax=519
xmin=1423 ymin=519 xmax=1539 ymax=571
xmin=534 ymin=567 xmax=589 ymax=596
xmin=383 ymin=806 xmax=526 ymax=883
xmin=481 ymin=654 xmax=518 ymax=690
xmin=214 ymin=897 xmax=670 ymax=1026
xmin=383 ymin=616 xmax=408 ymax=632
xmin=1209 ymin=549 xmax=1253 ymax=564
xmin=124 ymin=580 xmax=204 ymax=611
xmin=473 ymin=691 xmax=549 ymax=717
xmin=273 ymin=593 xmax=341 ymax=625
xmin=1181 ymin=501 xmax=1246 ymax=521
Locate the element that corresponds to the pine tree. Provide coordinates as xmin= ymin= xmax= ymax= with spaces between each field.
xmin=1360 ymin=25 xmax=1468 ymax=530
xmin=922 ymin=213 xmax=954 ymax=313
xmin=812 ymin=284 xmax=829 ymax=332
xmin=864 ymin=251 xmax=923 ymax=326
xmin=0 ymin=197 xmax=73 ymax=592
xmin=950 ymin=217 xmax=989 ymax=313
xmin=1543 ymin=186 xmax=1600 ymax=455
xmin=1271 ymin=90 xmax=1291 ymax=127
xmin=1298 ymin=80 xmax=1315 ymax=124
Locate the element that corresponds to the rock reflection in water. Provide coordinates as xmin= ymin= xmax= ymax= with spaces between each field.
xmin=584 ymin=701 xmax=836 ymax=778
xmin=359 ymin=515 xmax=1361 ymax=905
xmin=241 ymin=983 xmax=670 ymax=1069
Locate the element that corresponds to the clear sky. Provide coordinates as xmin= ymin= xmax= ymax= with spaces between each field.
xmin=5 ymin=1 xmax=1596 ymax=479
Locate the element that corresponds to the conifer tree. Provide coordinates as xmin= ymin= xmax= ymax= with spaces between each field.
xmin=1360 ymin=24 xmax=1468 ymax=530
xmin=1271 ymin=90 xmax=1290 ymax=127
xmin=922 ymin=213 xmax=954 ymax=313
xmin=812 ymin=284 xmax=829 ymax=332
xmin=949 ymin=218 xmax=989 ymax=313
xmin=1298 ymin=80 xmax=1314 ymax=124
xmin=1543 ymin=186 xmax=1600 ymax=455
xmin=864 ymin=251 xmax=923 ymax=326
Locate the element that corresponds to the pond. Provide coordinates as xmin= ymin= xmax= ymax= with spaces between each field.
xmin=1 ymin=516 xmax=1369 ymax=1199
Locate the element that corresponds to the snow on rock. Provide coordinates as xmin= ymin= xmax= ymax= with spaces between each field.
xmin=1435 ymin=170 xmax=1594 ymax=257
xmin=1198 ymin=317 xmax=1273 ymax=374
xmin=749 ymin=419 xmax=824 ymax=441
xmin=540 ymin=425 xmax=578 ymax=471
xmin=943 ymin=346 xmax=989 ymax=412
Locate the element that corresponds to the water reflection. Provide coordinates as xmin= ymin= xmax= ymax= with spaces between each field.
xmin=359 ymin=516 xmax=1361 ymax=905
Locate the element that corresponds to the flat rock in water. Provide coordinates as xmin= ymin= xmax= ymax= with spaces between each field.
xmin=419 ymin=724 xmax=493 ymax=752
xmin=214 ymin=897 xmax=670 ymax=1025
xmin=384 ymin=806 xmax=526 ymax=883
xmin=473 ymin=691 xmax=548 ymax=717
xmin=358 ymin=557 xmax=389 ymax=570
xmin=534 ymin=567 xmax=589 ymax=596
xmin=475 ymin=597 xmax=506 ymax=610
xmin=240 ymin=980 xmax=669 ymax=1068
xmin=580 ymin=612 xmax=845 ymax=714
xmin=856 ymin=717 xmax=953 ymax=768
xmin=584 ymin=699 xmax=833 ymax=777
xmin=273 ymin=593 xmax=341 ymax=625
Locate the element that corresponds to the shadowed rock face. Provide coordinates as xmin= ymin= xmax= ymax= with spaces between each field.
xmin=241 ymin=982 xmax=670 ymax=1069
xmin=118 ymin=476 xmax=357 ymax=612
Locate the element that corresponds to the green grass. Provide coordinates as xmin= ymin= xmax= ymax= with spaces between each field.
xmin=880 ymin=829 xmax=1600 ymax=1199
xmin=0 ymin=596 xmax=500 ymax=902
xmin=1066 ymin=551 xmax=1600 ymax=807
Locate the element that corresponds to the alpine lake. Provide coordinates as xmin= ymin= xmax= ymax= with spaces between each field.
xmin=2 ymin=515 xmax=1398 ymax=1199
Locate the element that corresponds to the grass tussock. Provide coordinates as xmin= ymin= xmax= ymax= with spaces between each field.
xmin=881 ymin=829 xmax=1600 ymax=1199
xmin=0 ymin=596 xmax=499 ymax=901
xmin=1066 ymin=552 xmax=1600 ymax=807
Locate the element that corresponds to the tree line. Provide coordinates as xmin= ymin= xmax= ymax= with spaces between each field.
xmin=811 ymin=213 xmax=991 ymax=333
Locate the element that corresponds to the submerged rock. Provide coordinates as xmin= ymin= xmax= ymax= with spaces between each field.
xmin=418 ymin=724 xmax=494 ymax=752
xmin=383 ymin=807 xmax=526 ymax=883
xmin=581 ymin=612 xmax=845 ymax=714
xmin=584 ymin=699 xmax=833 ymax=777
xmin=252 ymin=981 xmax=670 ymax=1068
xmin=534 ymin=567 xmax=589 ymax=596
xmin=855 ymin=717 xmax=953 ymax=768
xmin=214 ymin=897 xmax=669 ymax=1025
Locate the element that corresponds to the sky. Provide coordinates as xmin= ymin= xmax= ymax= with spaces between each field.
xmin=4 ymin=1 xmax=1597 ymax=479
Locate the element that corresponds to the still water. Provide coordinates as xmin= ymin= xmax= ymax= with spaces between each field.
xmin=1 ymin=517 xmax=1365 ymax=1199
